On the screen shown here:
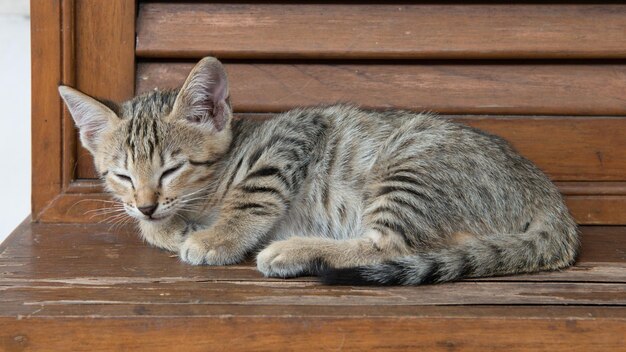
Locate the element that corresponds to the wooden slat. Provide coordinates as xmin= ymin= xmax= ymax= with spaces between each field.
xmin=136 ymin=3 xmax=626 ymax=59
xmin=3 ymin=281 xmax=626 ymax=306
xmin=1 ymin=304 xmax=624 ymax=321
xmin=136 ymin=63 xmax=626 ymax=116
xmin=566 ymin=196 xmax=626 ymax=225
xmin=457 ymin=117 xmax=626 ymax=182
xmin=73 ymin=0 xmax=136 ymax=179
xmin=1 ymin=314 xmax=624 ymax=351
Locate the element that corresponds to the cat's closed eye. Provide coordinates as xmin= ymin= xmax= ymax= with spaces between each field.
xmin=159 ymin=164 xmax=184 ymax=184
xmin=115 ymin=173 xmax=133 ymax=186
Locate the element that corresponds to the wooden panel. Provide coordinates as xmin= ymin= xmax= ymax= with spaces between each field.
xmin=73 ymin=0 xmax=136 ymax=179
xmin=457 ymin=117 xmax=626 ymax=181
xmin=31 ymin=0 xmax=136 ymax=222
xmin=0 ymin=222 xmax=625 ymax=350
xmin=136 ymin=3 xmax=626 ymax=60
xmin=136 ymin=63 xmax=626 ymax=116
xmin=1 ymin=315 xmax=624 ymax=351
xmin=31 ymin=0 xmax=63 ymax=220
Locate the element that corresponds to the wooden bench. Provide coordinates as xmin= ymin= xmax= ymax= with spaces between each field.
xmin=1 ymin=1 xmax=624 ymax=350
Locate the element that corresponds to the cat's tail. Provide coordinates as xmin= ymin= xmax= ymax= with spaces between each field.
xmin=320 ymin=221 xmax=579 ymax=286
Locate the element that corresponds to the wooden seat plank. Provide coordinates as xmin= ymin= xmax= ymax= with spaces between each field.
xmin=1 ymin=222 xmax=624 ymax=350
xmin=136 ymin=4 xmax=626 ymax=59
xmin=1 ymin=222 xmax=624 ymax=284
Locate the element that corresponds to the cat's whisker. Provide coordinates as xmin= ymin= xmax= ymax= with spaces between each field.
xmin=85 ymin=208 xmax=126 ymax=219
xmin=84 ymin=206 xmax=125 ymax=215
xmin=107 ymin=213 xmax=133 ymax=232
xmin=111 ymin=218 xmax=132 ymax=233
xmin=176 ymin=202 xmax=208 ymax=212
xmin=182 ymin=187 xmax=209 ymax=197
xmin=89 ymin=211 xmax=126 ymax=220
xmin=68 ymin=198 xmax=123 ymax=213
xmin=98 ymin=211 xmax=129 ymax=224
xmin=174 ymin=212 xmax=190 ymax=223
xmin=179 ymin=197 xmax=211 ymax=206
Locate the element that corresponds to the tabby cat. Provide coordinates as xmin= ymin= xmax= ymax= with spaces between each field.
xmin=58 ymin=57 xmax=579 ymax=285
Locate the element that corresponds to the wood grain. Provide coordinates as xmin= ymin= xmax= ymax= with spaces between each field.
xmin=136 ymin=62 xmax=626 ymax=116
xmin=1 ymin=315 xmax=624 ymax=352
xmin=0 ymin=221 xmax=624 ymax=350
xmin=31 ymin=0 xmax=63 ymax=220
xmin=73 ymin=0 xmax=136 ymax=179
xmin=457 ymin=117 xmax=626 ymax=181
xmin=566 ymin=195 xmax=626 ymax=225
xmin=136 ymin=3 xmax=626 ymax=59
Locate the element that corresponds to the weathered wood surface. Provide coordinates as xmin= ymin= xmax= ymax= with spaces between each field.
xmin=0 ymin=221 xmax=625 ymax=350
xmin=136 ymin=63 xmax=626 ymax=116
xmin=1 ymin=313 xmax=624 ymax=352
xmin=136 ymin=3 xmax=626 ymax=59
xmin=1 ymin=222 xmax=624 ymax=302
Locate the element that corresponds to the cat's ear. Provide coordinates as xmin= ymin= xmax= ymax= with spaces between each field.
xmin=58 ymin=85 xmax=119 ymax=154
xmin=170 ymin=57 xmax=231 ymax=132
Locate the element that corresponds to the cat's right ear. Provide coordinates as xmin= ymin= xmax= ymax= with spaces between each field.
xmin=58 ymin=86 xmax=119 ymax=154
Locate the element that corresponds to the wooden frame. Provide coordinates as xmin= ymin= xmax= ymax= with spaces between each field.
xmin=31 ymin=0 xmax=626 ymax=224
xmin=31 ymin=0 xmax=135 ymax=222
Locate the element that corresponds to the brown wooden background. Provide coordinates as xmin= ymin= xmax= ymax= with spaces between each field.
xmin=33 ymin=0 xmax=626 ymax=224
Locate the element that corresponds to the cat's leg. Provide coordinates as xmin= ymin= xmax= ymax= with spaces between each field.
xmin=258 ymin=158 xmax=441 ymax=277
xmin=257 ymin=228 xmax=412 ymax=278
xmin=178 ymin=163 xmax=296 ymax=265
xmin=179 ymin=188 xmax=289 ymax=265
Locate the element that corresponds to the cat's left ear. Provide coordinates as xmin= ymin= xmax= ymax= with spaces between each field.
xmin=170 ymin=57 xmax=232 ymax=132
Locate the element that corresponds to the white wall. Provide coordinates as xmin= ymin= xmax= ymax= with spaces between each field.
xmin=0 ymin=0 xmax=30 ymax=242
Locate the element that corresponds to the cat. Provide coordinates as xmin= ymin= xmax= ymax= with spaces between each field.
xmin=58 ymin=56 xmax=579 ymax=285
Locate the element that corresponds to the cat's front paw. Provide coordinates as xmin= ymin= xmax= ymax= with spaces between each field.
xmin=257 ymin=239 xmax=316 ymax=278
xmin=178 ymin=232 xmax=243 ymax=266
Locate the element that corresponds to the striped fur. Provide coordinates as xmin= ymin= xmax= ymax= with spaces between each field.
xmin=59 ymin=57 xmax=580 ymax=285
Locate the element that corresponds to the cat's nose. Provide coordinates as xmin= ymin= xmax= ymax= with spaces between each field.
xmin=138 ymin=204 xmax=158 ymax=217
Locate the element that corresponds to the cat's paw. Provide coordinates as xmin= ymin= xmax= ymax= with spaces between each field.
xmin=178 ymin=233 xmax=242 ymax=266
xmin=256 ymin=239 xmax=314 ymax=278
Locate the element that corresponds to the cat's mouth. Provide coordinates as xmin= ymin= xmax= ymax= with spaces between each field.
xmin=129 ymin=211 xmax=172 ymax=222
xmin=142 ymin=214 xmax=170 ymax=222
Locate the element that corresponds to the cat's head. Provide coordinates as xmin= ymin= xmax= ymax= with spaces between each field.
xmin=59 ymin=57 xmax=232 ymax=222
